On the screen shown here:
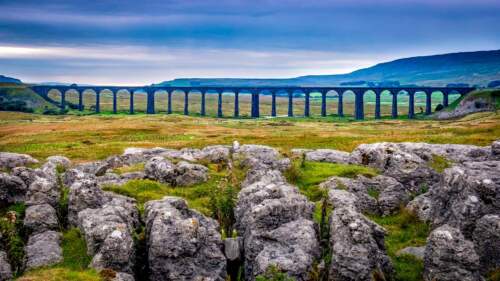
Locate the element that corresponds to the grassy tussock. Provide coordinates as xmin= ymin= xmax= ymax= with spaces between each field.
xmin=428 ymin=154 xmax=452 ymax=173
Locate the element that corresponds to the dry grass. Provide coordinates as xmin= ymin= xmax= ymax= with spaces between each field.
xmin=0 ymin=111 xmax=498 ymax=162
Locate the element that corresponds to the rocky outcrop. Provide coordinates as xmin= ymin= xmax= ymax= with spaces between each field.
xmin=320 ymin=175 xmax=409 ymax=215
xmin=434 ymin=96 xmax=495 ymax=120
xmin=0 ymin=251 xmax=12 ymax=281
xmin=472 ymin=214 xmax=500 ymax=275
xmin=0 ymin=152 xmax=38 ymax=169
xmin=292 ymin=148 xmax=350 ymax=164
xmin=406 ymin=192 xmax=433 ymax=222
xmin=0 ymin=172 xmax=27 ymax=207
xmin=24 ymin=203 xmax=59 ymax=234
xmin=144 ymin=157 xmax=176 ymax=184
xmin=68 ymin=179 xmax=107 ymax=226
xmin=25 ymin=177 xmax=60 ymax=207
xmin=424 ymin=225 xmax=481 ymax=281
xmin=77 ymin=194 xmax=139 ymax=274
xmin=328 ymin=205 xmax=393 ymax=281
xmin=46 ymin=155 xmax=71 ymax=169
xmin=144 ymin=196 xmax=226 ymax=281
xmin=145 ymin=157 xmax=209 ymax=186
xmin=24 ymin=230 xmax=63 ymax=270
xmin=429 ymin=161 xmax=500 ymax=238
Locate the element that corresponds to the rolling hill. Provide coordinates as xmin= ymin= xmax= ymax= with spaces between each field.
xmin=156 ymin=49 xmax=500 ymax=87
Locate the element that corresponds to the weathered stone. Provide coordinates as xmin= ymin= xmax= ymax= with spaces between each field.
xmin=396 ymin=246 xmax=425 ymax=260
xmin=200 ymin=145 xmax=231 ymax=163
xmin=0 ymin=152 xmax=38 ymax=169
xmin=10 ymin=167 xmax=40 ymax=188
xmin=424 ymin=225 xmax=481 ymax=281
xmin=145 ymin=196 xmax=226 ymax=281
xmin=406 ymin=192 xmax=433 ymax=222
xmin=430 ymin=161 xmax=500 ymax=238
xmin=113 ymin=272 xmax=135 ymax=281
xmin=25 ymin=177 xmax=59 ymax=207
xmin=300 ymin=148 xmax=350 ymax=164
xmin=0 ymin=251 xmax=12 ymax=281
xmin=24 ymin=203 xmax=59 ymax=234
xmin=224 ymin=237 xmax=242 ymax=262
xmin=90 ymin=228 xmax=135 ymax=274
xmin=361 ymin=175 xmax=409 ymax=215
xmin=472 ymin=214 xmax=500 ymax=274
xmin=75 ymin=161 xmax=110 ymax=176
xmin=174 ymin=161 xmax=209 ymax=186
xmin=68 ymin=179 xmax=107 ymax=226
xmin=0 ymin=172 xmax=27 ymax=207
xmin=144 ymin=157 xmax=176 ymax=184
xmin=25 ymin=231 xmax=63 ymax=270
xmin=492 ymin=140 xmax=500 ymax=158
xmin=234 ymin=144 xmax=290 ymax=172
xmin=327 ymin=189 xmax=358 ymax=209
xmin=320 ymin=176 xmax=379 ymax=215
xmin=46 ymin=155 xmax=71 ymax=169
xmin=328 ymin=206 xmax=393 ymax=281
xmin=63 ymin=168 xmax=94 ymax=188
xmin=251 ymin=219 xmax=320 ymax=280
xmin=241 ymin=169 xmax=285 ymax=188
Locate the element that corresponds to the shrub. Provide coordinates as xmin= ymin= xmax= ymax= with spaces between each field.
xmin=0 ymin=203 xmax=26 ymax=275
xmin=209 ymin=177 xmax=237 ymax=237
xmin=255 ymin=265 xmax=295 ymax=281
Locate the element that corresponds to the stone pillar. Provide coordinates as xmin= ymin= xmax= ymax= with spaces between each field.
xmin=375 ymin=92 xmax=381 ymax=119
xmin=147 ymin=90 xmax=155 ymax=114
xmin=304 ymin=92 xmax=310 ymax=117
xmin=408 ymin=91 xmax=415 ymax=119
xmin=60 ymin=91 xmax=66 ymax=112
xmin=443 ymin=92 xmax=449 ymax=107
xmin=355 ymin=92 xmax=364 ymax=120
xmin=78 ymin=90 xmax=83 ymax=111
xmin=271 ymin=92 xmax=277 ymax=117
xmin=200 ymin=91 xmax=206 ymax=116
xmin=234 ymin=92 xmax=239 ymax=118
xmin=217 ymin=92 xmax=223 ymax=118
xmin=391 ymin=91 xmax=398 ymax=119
xmin=425 ymin=92 xmax=432 ymax=115
xmin=184 ymin=91 xmax=189 ymax=115
xmin=321 ymin=92 xmax=327 ymax=117
xmin=112 ymin=91 xmax=117 ymax=114
xmin=288 ymin=92 xmax=293 ymax=117
xmin=130 ymin=91 xmax=134 ymax=114
xmin=167 ymin=92 xmax=172 ymax=114
xmin=95 ymin=91 xmax=100 ymax=113
xmin=338 ymin=93 xmax=344 ymax=117
xmin=251 ymin=92 xmax=260 ymax=118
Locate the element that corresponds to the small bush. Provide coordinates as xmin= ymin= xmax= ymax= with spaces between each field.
xmin=428 ymin=155 xmax=451 ymax=173
xmin=209 ymin=177 xmax=237 ymax=237
xmin=255 ymin=265 xmax=295 ymax=281
xmin=0 ymin=203 xmax=27 ymax=275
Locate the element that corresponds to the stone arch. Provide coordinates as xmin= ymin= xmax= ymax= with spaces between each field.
xmin=64 ymin=89 xmax=80 ymax=110
xmin=114 ymin=89 xmax=130 ymax=113
xmin=236 ymin=89 xmax=252 ymax=118
xmin=170 ymin=89 xmax=186 ymax=114
xmin=291 ymin=89 xmax=306 ymax=117
xmin=362 ymin=89 xmax=377 ymax=118
xmin=257 ymin=89 xmax=273 ymax=117
xmin=341 ymin=90 xmax=356 ymax=118
xmin=308 ymin=90 xmax=322 ymax=116
xmin=98 ymin=88 xmax=114 ymax=113
xmin=325 ymin=89 xmax=340 ymax=117
xmin=82 ymin=89 xmax=97 ymax=112
xmin=446 ymin=90 xmax=462 ymax=107
xmin=272 ymin=89 xmax=288 ymax=116
xmin=431 ymin=90 xmax=445 ymax=113
xmin=153 ymin=89 xmax=168 ymax=114
xmin=47 ymin=88 xmax=63 ymax=107
xmin=378 ymin=90 xmax=393 ymax=118
xmin=185 ymin=89 xmax=202 ymax=116
xmin=395 ymin=89 xmax=410 ymax=117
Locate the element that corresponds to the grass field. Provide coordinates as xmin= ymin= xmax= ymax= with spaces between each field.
xmin=0 ymin=110 xmax=498 ymax=162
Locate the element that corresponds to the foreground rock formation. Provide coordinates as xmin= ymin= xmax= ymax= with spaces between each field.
xmin=0 ymin=139 xmax=498 ymax=281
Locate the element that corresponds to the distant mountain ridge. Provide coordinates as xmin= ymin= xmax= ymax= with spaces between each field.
xmin=156 ymin=49 xmax=500 ymax=87
xmin=0 ymin=75 xmax=22 ymax=84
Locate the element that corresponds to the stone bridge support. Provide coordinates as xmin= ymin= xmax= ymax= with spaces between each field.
xmin=78 ymin=91 xmax=83 ymax=111
xmin=217 ymin=92 xmax=223 ymax=118
xmin=338 ymin=93 xmax=344 ymax=117
xmin=234 ymin=92 xmax=239 ymax=118
xmin=147 ymin=90 xmax=155 ymax=114
xmin=167 ymin=92 xmax=172 ymax=114
xmin=112 ymin=91 xmax=117 ymax=114
xmin=200 ymin=91 xmax=206 ymax=116
xmin=95 ymin=92 xmax=100 ymax=113
xmin=288 ymin=92 xmax=293 ymax=117
xmin=443 ymin=92 xmax=449 ymax=107
xmin=408 ymin=91 xmax=415 ymax=119
xmin=374 ymin=90 xmax=382 ymax=119
xmin=251 ymin=92 xmax=260 ymax=118
xmin=391 ymin=91 xmax=398 ymax=119
xmin=130 ymin=91 xmax=134 ymax=114
xmin=60 ymin=92 xmax=66 ymax=112
xmin=425 ymin=92 xmax=432 ymax=115
xmin=304 ymin=92 xmax=310 ymax=117
xmin=321 ymin=92 xmax=327 ymax=117
xmin=354 ymin=90 xmax=365 ymax=120
xmin=271 ymin=92 xmax=277 ymax=117
xmin=184 ymin=91 xmax=189 ymax=115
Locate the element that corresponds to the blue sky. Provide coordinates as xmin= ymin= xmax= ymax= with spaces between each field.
xmin=1 ymin=0 xmax=499 ymax=85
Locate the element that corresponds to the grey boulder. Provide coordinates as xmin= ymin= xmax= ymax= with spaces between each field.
xmin=25 ymin=177 xmax=60 ymax=207
xmin=24 ymin=230 xmax=63 ymax=270
xmin=24 ymin=203 xmax=59 ymax=234
xmin=0 ymin=251 xmax=12 ymax=281
xmin=472 ymin=214 xmax=500 ymax=275
xmin=144 ymin=196 xmax=226 ymax=281
xmin=0 ymin=172 xmax=27 ymax=207
xmin=0 ymin=152 xmax=38 ymax=169
xmin=424 ymin=225 xmax=482 ymax=281
xmin=68 ymin=179 xmax=107 ymax=226
xmin=144 ymin=157 xmax=176 ymax=184
xmin=174 ymin=161 xmax=209 ymax=186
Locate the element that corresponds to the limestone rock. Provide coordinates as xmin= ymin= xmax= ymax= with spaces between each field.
xmin=63 ymin=168 xmax=94 ymax=188
xmin=406 ymin=192 xmax=433 ymax=222
xmin=328 ymin=206 xmax=393 ymax=281
xmin=25 ymin=231 xmax=63 ymax=270
xmin=113 ymin=272 xmax=135 ymax=281
xmin=46 ymin=155 xmax=71 ymax=169
xmin=302 ymin=148 xmax=350 ymax=164
xmin=224 ymin=237 xmax=242 ymax=262
xmin=424 ymin=225 xmax=481 ymax=281
xmin=492 ymin=140 xmax=500 ymax=158
xmin=396 ymin=246 xmax=425 ymax=260
xmin=144 ymin=157 xmax=176 ymax=184
xmin=200 ymin=145 xmax=231 ymax=163
xmin=24 ymin=203 xmax=59 ymax=234
xmin=472 ymin=214 xmax=500 ymax=274
xmin=25 ymin=177 xmax=59 ymax=207
xmin=320 ymin=176 xmax=379 ymax=214
xmin=10 ymin=167 xmax=40 ymax=188
xmin=0 ymin=152 xmax=38 ymax=169
xmin=144 ymin=196 xmax=226 ymax=281
xmin=75 ymin=161 xmax=110 ymax=176
xmin=68 ymin=179 xmax=107 ymax=226
xmin=0 ymin=172 xmax=27 ymax=207
xmin=0 ymin=251 xmax=12 ymax=281
xmin=90 ymin=228 xmax=135 ymax=274
xmin=174 ymin=161 xmax=209 ymax=186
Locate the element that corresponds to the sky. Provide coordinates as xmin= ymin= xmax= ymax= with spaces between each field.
xmin=0 ymin=0 xmax=499 ymax=85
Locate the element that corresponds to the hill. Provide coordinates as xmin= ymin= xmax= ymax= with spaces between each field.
xmin=156 ymin=50 xmax=500 ymax=87
xmin=0 ymin=75 xmax=22 ymax=84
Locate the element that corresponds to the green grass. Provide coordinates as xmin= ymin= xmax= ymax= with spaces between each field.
xmin=369 ymin=209 xmax=430 ymax=281
xmin=287 ymin=161 xmax=378 ymax=202
xmin=428 ymin=154 xmax=451 ymax=173
xmin=102 ymin=164 xmax=228 ymax=215
xmin=60 ymin=228 xmax=93 ymax=270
